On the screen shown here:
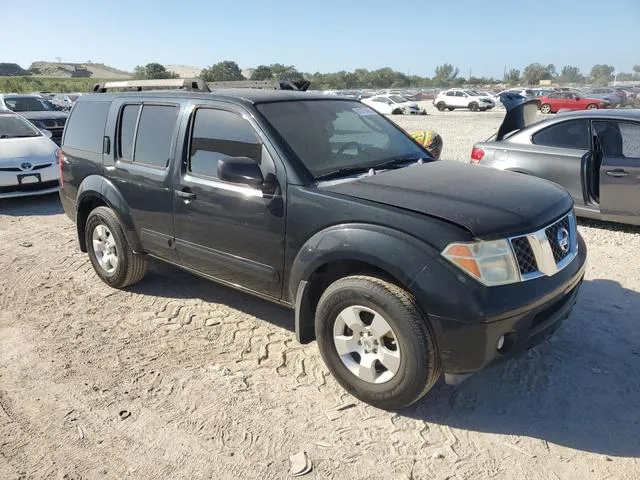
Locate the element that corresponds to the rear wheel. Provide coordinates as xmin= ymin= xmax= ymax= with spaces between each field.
xmin=540 ymin=103 xmax=552 ymax=114
xmin=586 ymin=103 xmax=598 ymax=110
xmin=447 ymin=107 xmax=455 ymax=111
xmin=436 ymin=102 xmax=446 ymax=111
xmin=315 ymin=275 xmax=441 ymax=410
xmin=85 ymin=206 xmax=147 ymax=288
xmin=469 ymin=102 xmax=479 ymax=112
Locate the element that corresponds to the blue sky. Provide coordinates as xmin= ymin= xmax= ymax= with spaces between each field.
xmin=4 ymin=0 xmax=638 ymax=77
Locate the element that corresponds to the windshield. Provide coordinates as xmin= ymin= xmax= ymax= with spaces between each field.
xmin=257 ymin=100 xmax=431 ymax=179
xmin=388 ymin=95 xmax=407 ymax=103
xmin=0 ymin=115 xmax=41 ymax=138
xmin=4 ymin=97 xmax=54 ymax=112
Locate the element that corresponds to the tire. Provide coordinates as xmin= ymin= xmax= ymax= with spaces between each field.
xmin=586 ymin=103 xmax=598 ymax=110
xmin=469 ymin=102 xmax=479 ymax=112
xmin=315 ymin=275 xmax=441 ymax=410
xmin=540 ymin=103 xmax=552 ymax=114
xmin=447 ymin=107 xmax=454 ymax=111
xmin=479 ymin=107 xmax=487 ymax=112
xmin=85 ymin=206 xmax=148 ymax=288
xmin=436 ymin=102 xmax=446 ymax=112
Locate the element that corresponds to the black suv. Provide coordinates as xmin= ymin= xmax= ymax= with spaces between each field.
xmin=59 ymin=80 xmax=587 ymax=409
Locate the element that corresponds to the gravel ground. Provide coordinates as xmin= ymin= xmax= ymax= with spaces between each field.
xmin=1 ymin=109 xmax=639 ymax=480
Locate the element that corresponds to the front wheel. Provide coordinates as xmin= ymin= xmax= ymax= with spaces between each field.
xmin=315 ymin=276 xmax=441 ymax=410
xmin=540 ymin=103 xmax=552 ymax=114
xmin=469 ymin=102 xmax=479 ymax=112
xmin=436 ymin=102 xmax=446 ymax=111
xmin=85 ymin=206 xmax=148 ymax=288
xmin=586 ymin=103 xmax=598 ymax=110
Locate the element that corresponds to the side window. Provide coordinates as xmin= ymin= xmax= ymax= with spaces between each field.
xmin=133 ymin=105 xmax=178 ymax=168
xmin=445 ymin=91 xmax=455 ymax=97
xmin=593 ymin=121 xmax=640 ymax=158
xmin=117 ymin=104 xmax=141 ymax=160
xmin=189 ymin=109 xmax=262 ymax=179
xmin=63 ymin=101 xmax=111 ymax=152
xmin=532 ymin=120 xmax=590 ymax=150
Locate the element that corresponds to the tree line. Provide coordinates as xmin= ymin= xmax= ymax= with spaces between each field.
xmin=131 ymin=61 xmax=640 ymax=90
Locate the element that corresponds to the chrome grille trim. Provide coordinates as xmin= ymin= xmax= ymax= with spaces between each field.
xmin=510 ymin=211 xmax=578 ymax=282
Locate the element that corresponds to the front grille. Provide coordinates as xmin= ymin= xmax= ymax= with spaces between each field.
xmin=0 ymin=163 xmax=53 ymax=172
xmin=0 ymin=180 xmax=59 ymax=194
xmin=509 ymin=212 xmax=577 ymax=280
xmin=545 ymin=216 xmax=572 ymax=263
xmin=511 ymin=237 xmax=537 ymax=274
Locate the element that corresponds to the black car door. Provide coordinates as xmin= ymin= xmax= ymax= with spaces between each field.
xmin=594 ymin=120 xmax=640 ymax=224
xmin=103 ymin=99 xmax=182 ymax=260
xmin=172 ymin=103 xmax=286 ymax=299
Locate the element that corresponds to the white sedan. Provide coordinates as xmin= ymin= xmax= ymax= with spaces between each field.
xmin=361 ymin=94 xmax=426 ymax=115
xmin=0 ymin=111 xmax=60 ymax=199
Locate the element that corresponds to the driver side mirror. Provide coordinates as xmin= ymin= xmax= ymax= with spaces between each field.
xmin=217 ymin=156 xmax=264 ymax=188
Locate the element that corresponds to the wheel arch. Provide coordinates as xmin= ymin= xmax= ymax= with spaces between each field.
xmin=288 ymin=224 xmax=438 ymax=343
xmin=76 ymin=175 xmax=143 ymax=253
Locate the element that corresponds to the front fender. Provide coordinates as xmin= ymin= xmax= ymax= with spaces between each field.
xmin=76 ymin=175 xmax=143 ymax=252
xmin=288 ymin=223 xmax=439 ymax=302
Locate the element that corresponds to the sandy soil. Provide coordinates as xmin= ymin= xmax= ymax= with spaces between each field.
xmin=1 ymin=111 xmax=639 ymax=480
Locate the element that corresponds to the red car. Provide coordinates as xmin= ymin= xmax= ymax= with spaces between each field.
xmin=538 ymin=91 xmax=609 ymax=113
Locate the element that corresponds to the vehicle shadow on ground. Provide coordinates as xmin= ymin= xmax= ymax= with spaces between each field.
xmin=578 ymin=217 xmax=640 ymax=234
xmin=0 ymin=193 xmax=63 ymax=216
xmin=404 ymin=278 xmax=640 ymax=458
xmin=128 ymin=259 xmax=294 ymax=332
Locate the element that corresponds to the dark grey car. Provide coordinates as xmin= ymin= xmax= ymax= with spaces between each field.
xmin=471 ymin=105 xmax=640 ymax=226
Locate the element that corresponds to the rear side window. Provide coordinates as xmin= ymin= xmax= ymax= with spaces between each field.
xmin=117 ymin=104 xmax=178 ymax=168
xmin=118 ymin=104 xmax=141 ymax=160
xmin=593 ymin=121 xmax=640 ymax=158
xmin=63 ymin=101 xmax=110 ymax=152
xmin=532 ymin=120 xmax=590 ymax=150
xmin=189 ymin=109 xmax=262 ymax=178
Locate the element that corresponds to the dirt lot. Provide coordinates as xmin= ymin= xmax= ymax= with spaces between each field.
xmin=1 ymin=109 xmax=639 ymax=480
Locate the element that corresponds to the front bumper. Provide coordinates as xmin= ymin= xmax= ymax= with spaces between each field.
xmin=416 ymin=234 xmax=587 ymax=374
xmin=0 ymin=166 xmax=60 ymax=199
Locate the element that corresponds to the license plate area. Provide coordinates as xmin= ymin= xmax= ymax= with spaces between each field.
xmin=17 ymin=173 xmax=41 ymax=185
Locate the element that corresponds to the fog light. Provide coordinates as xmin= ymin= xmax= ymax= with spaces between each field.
xmin=497 ymin=335 xmax=505 ymax=351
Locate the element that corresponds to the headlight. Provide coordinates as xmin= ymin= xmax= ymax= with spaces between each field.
xmin=442 ymin=239 xmax=520 ymax=286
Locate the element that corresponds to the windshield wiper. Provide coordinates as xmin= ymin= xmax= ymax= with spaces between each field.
xmin=372 ymin=155 xmax=428 ymax=170
xmin=315 ymin=166 xmax=373 ymax=181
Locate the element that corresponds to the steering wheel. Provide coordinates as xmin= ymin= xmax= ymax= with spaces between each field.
xmin=336 ymin=141 xmax=362 ymax=157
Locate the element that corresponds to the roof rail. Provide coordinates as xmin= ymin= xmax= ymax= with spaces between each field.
xmin=206 ymin=79 xmax=310 ymax=91
xmin=91 ymin=78 xmax=210 ymax=93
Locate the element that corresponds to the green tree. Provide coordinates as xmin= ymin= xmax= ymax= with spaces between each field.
xmin=633 ymin=65 xmax=640 ymax=75
xmin=504 ymin=68 xmax=521 ymax=85
xmin=250 ymin=65 xmax=273 ymax=80
xmin=558 ymin=65 xmax=584 ymax=84
xmin=433 ymin=63 xmax=459 ymax=86
xmin=268 ymin=63 xmax=303 ymax=81
xmin=589 ymin=64 xmax=615 ymax=86
xmin=0 ymin=63 xmax=29 ymax=76
xmin=522 ymin=63 xmax=555 ymax=85
xmin=200 ymin=61 xmax=245 ymax=82
xmin=133 ymin=63 xmax=179 ymax=80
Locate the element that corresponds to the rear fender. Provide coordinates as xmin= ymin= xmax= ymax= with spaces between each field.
xmin=76 ymin=175 xmax=143 ymax=252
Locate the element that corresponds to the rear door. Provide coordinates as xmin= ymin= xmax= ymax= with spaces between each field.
xmin=172 ymin=103 xmax=286 ymax=298
xmin=103 ymin=99 xmax=181 ymax=260
xmin=595 ymin=120 xmax=640 ymax=224
xmin=515 ymin=119 xmax=591 ymax=204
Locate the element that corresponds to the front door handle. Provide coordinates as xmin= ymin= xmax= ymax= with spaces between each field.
xmin=605 ymin=169 xmax=629 ymax=178
xmin=176 ymin=189 xmax=196 ymax=200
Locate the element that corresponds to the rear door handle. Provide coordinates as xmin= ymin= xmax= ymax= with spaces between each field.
xmin=176 ymin=189 xmax=196 ymax=200
xmin=605 ymin=169 xmax=629 ymax=178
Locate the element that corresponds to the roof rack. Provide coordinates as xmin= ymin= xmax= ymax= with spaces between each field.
xmin=91 ymin=78 xmax=210 ymax=93
xmin=91 ymin=78 xmax=310 ymax=93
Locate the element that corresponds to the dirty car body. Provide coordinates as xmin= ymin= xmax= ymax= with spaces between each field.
xmin=58 ymin=85 xmax=586 ymax=409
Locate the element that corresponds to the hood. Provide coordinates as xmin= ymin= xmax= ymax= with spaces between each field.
xmin=0 ymin=135 xmax=58 ymax=162
xmin=319 ymin=161 xmax=572 ymax=238
xmin=495 ymin=92 xmax=540 ymax=140
xmin=18 ymin=111 xmax=69 ymax=121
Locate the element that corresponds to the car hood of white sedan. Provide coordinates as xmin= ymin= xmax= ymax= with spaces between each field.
xmin=0 ymin=135 xmax=57 ymax=163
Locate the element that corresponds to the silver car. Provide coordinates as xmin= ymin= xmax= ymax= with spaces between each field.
xmin=470 ymin=96 xmax=640 ymax=226
xmin=0 ymin=111 xmax=60 ymax=199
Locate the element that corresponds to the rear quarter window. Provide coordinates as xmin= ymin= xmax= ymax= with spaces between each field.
xmin=532 ymin=120 xmax=590 ymax=150
xmin=63 ymin=101 xmax=111 ymax=152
